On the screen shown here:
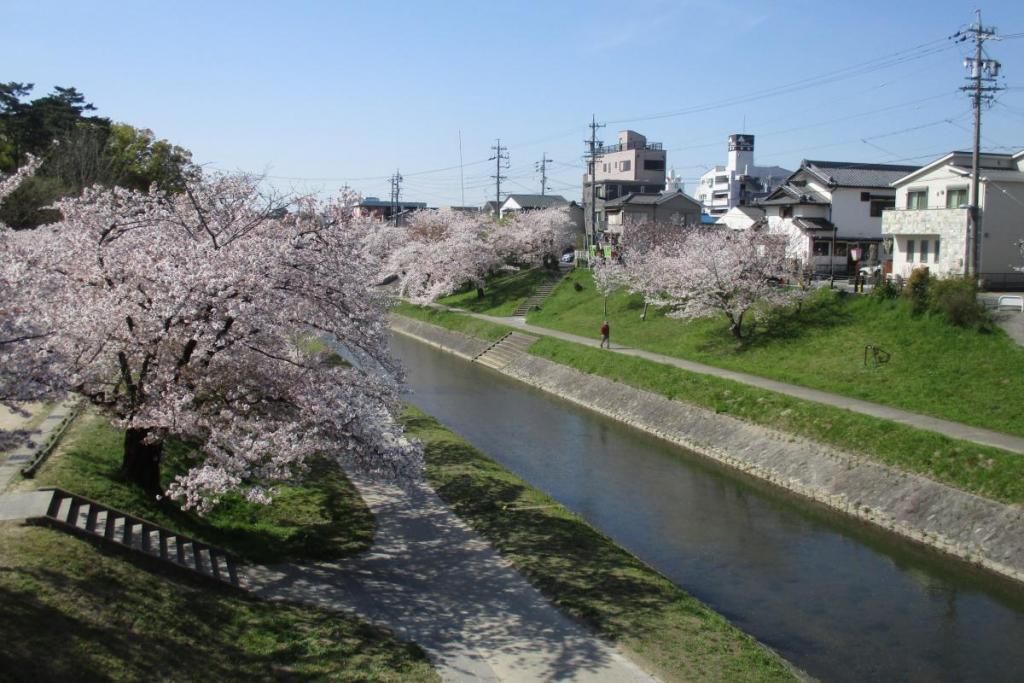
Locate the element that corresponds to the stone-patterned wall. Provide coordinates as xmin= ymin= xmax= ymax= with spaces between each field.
xmin=392 ymin=315 xmax=1024 ymax=584
xmin=883 ymin=208 xmax=968 ymax=277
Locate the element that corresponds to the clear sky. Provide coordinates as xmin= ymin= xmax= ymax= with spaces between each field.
xmin=6 ymin=0 xmax=1024 ymax=205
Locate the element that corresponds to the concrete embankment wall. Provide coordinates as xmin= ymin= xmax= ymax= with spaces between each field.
xmin=389 ymin=315 xmax=1024 ymax=585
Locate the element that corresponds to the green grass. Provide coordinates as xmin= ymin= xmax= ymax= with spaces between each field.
xmin=31 ymin=413 xmax=374 ymax=564
xmin=436 ymin=267 xmax=553 ymax=316
xmin=0 ymin=523 xmax=437 ymax=682
xmin=527 ymin=269 xmax=1024 ymax=437
xmin=390 ymin=306 xmax=1024 ymax=505
xmin=401 ymin=406 xmax=796 ymax=682
xmin=391 ymin=301 xmax=515 ymax=341
xmin=528 ymin=336 xmax=1024 ymax=505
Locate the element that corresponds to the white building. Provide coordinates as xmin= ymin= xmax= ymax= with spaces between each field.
xmin=882 ymin=150 xmax=1024 ymax=287
xmin=695 ymin=134 xmax=791 ymax=216
xmin=758 ymin=159 xmax=918 ymax=275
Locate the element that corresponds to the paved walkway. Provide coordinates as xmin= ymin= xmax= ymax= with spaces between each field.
xmin=244 ymin=473 xmax=655 ymax=683
xmin=451 ymin=309 xmax=1024 ymax=456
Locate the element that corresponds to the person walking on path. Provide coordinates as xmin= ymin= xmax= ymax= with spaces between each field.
xmin=600 ymin=320 xmax=610 ymax=349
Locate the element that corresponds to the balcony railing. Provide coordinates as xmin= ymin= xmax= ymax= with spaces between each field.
xmin=595 ymin=141 xmax=663 ymax=155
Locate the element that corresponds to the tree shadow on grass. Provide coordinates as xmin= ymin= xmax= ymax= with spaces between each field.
xmin=424 ymin=436 xmax=715 ymax=642
xmin=53 ymin=427 xmax=373 ymax=565
xmin=0 ymin=558 xmax=430 ymax=683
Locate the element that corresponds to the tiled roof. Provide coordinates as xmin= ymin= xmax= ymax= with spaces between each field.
xmin=803 ymin=160 xmax=919 ymax=188
xmin=604 ymin=190 xmax=701 ymax=208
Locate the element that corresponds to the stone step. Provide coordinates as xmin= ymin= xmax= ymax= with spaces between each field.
xmin=39 ymin=488 xmax=240 ymax=586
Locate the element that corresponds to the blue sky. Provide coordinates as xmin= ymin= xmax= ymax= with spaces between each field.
xmin=6 ymin=0 xmax=1024 ymax=205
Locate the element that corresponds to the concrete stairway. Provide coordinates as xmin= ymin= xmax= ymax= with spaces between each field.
xmin=473 ymin=332 xmax=538 ymax=370
xmin=38 ymin=487 xmax=241 ymax=587
xmin=512 ymin=274 xmax=564 ymax=317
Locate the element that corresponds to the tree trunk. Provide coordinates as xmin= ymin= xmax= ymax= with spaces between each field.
xmin=729 ymin=311 xmax=745 ymax=341
xmin=122 ymin=427 xmax=163 ymax=494
xmin=476 ymin=286 xmax=485 ymax=299
xmin=641 ymin=302 xmax=649 ymax=321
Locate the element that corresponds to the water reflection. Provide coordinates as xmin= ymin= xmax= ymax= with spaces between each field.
xmin=391 ymin=332 xmax=1024 ymax=682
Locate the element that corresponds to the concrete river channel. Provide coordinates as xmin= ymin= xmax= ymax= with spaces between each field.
xmin=390 ymin=332 xmax=1024 ymax=682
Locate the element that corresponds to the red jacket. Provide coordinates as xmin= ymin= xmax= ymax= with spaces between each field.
xmin=600 ymin=323 xmax=609 ymax=336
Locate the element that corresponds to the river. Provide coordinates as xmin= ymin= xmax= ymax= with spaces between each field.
xmin=391 ymin=331 xmax=1024 ymax=682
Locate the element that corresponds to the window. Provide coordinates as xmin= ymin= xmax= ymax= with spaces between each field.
xmin=781 ymin=206 xmax=793 ymax=218
xmin=920 ymin=240 xmax=929 ymax=262
xmin=861 ymin=192 xmax=871 ymax=202
xmin=715 ymin=175 xmax=729 ymax=184
xmin=834 ymin=243 xmax=848 ymax=257
xmin=946 ymin=187 xmax=968 ymax=208
xmin=934 ymin=239 xmax=940 ymax=262
xmin=813 ymin=241 xmax=831 ymax=256
xmin=620 ymin=160 xmax=631 ymax=172
xmin=870 ymin=198 xmax=895 ymax=217
xmin=643 ymin=159 xmax=665 ymax=171
xmin=907 ymin=190 xmax=928 ymax=210
xmin=603 ymin=163 xmax=609 ymax=173
xmin=906 ymin=239 xmax=916 ymax=262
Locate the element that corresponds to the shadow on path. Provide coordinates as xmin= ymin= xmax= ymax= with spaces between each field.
xmin=245 ymin=474 xmax=654 ymax=683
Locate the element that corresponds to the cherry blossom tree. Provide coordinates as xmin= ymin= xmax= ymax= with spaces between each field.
xmin=1 ymin=155 xmax=59 ymax=449
xmin=499 ymin=207 xmax=577 ymax=267
xmin=651 ymin=227 xmax=800 ymax=340
xmin=7 ymin=172 xmax=420 ymax=510
xmin=388 ymin=209 xmax=502 ymax=304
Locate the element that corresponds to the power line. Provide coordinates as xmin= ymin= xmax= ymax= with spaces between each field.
xmin=955 ymin=10 xmax=1004 ymax=277
xmin=388 ymin=170 xmax=403 ymax=226
xmin=489 ymin=138 xmax=510 ymax=206
xmin=584 ymin=115 xmax=605 ymax=245
xmin=535 ymin=153 xmax=552 ymax=195
xmin=606 ymin=36 xmax=956 ymax=125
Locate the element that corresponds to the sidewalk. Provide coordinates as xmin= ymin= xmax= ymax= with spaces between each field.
xmin=245 ymin=473 xmax=655 ymax=683
xmin=457 ymin=310 xmax=1024 ymax=456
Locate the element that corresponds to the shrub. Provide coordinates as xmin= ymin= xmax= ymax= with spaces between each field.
xmin=930 ymin=275 xmax=989 ymax=328
xmin=871 ymin=278 xmax=900 ymax=301
xmin=905 ymin=267 xmax=931 ymax=314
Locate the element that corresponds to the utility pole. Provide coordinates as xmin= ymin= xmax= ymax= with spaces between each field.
xmin=388 ymin=170 xmax=403 ymax=226
xmin=584 ymin=115 xmax=605 ymax=251
xmin=955 ymin=11 xmax=1002 ymax=278
xmin=489 ymin=138 xmax=509 ymax=208
xmin=535 ymin=153 xmax=551 ymax=195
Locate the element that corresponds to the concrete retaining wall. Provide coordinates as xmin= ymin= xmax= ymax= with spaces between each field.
xmin=391 ymin=316 xmax=1024 ymax=585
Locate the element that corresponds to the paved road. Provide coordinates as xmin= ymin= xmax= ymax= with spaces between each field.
xmin=244 ymin=473 xmax=656 ymax=683
xmin=458 ymin=310 xmax=1024 ymax=456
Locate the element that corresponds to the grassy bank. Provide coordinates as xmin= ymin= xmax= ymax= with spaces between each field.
xmin=402 ymin=406 xmax=796 ymax=683
xmin=28 ymin=413 xmax=374 ymax=564
xmin=436 ymin=267 xmax=552 ymax=316
xmin=391 ymin=308 xmax=1024 ymax=505
xmin=527 ymin=269 xmax=1024 ymax=437
xmin=0 ymin=523 xmax=437 ymax=682
xmin=391 ymin=301 xmax=514 ymax=341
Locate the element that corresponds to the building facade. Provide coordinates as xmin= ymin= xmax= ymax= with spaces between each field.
xmin=758 ymin=160 xmax=918 ymax=275
xmin=695 ymin=135 xmax=791 ymax=216
xmin=882 ymin=150 xmax=1024 ymax=288
xmin=582 ymin=130 xmax=667 ymax=240
xmin=603 ymin=191 xmax=702 ymax=232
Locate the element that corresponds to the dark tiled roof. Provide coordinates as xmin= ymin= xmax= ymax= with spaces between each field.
xmin=803 ymin=160 xmax=919 ymax=188
xmin=757 ymin=184 xmax=829 ymax=206
xmin=604 ymin=190 xmax=700 ymax=208
xmin=792 ymin=217 xmax=837 ymax=232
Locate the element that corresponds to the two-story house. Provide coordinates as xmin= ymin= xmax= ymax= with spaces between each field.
xmin=757 ymin=160 xmax=918 ymax=275
xmin=881 ymin=150 xmax=1024 ymax=288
